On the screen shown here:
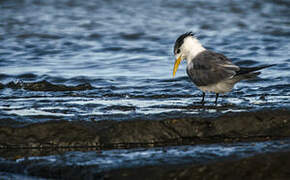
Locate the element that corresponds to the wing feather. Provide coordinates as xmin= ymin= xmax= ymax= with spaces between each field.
xmin=186 ymin=51 xmax=239 ymax=86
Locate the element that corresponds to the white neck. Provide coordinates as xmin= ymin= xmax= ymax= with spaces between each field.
xmin=182 ymin=37 xmax=206 ymax=64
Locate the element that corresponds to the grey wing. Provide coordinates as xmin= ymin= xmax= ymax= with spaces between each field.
xmin=186 ymin=51 xmax=240 ymax=86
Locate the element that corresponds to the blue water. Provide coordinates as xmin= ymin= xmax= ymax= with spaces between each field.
xmin=0 ymin=0 xmax=290 ymax=122
xmin=0 ymin=0 xmax=290 ymax=178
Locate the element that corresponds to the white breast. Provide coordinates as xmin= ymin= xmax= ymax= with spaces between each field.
xmin=198 ymin=80 xmax=236 ymax=93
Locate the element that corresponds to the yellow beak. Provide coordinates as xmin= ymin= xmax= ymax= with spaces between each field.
xmin=173 ymin=55 xmax=182 ymax=78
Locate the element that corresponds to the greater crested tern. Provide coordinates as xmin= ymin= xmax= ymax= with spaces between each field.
xmin=173 ymin=32 xmax=274 ymax=104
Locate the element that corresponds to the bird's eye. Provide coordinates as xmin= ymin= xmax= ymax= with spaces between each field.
xmin=176 ymin=49 xmax=180 ymax=54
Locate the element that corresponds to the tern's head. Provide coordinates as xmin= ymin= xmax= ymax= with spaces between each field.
xmin=173 ymin=32 xmax=205 ymax=77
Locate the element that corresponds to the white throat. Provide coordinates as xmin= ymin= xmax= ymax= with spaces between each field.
xmin=182 ymin=37 xmax=206 ymax=64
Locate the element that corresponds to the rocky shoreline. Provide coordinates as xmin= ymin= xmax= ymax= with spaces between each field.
xmin=0 ymin=108 xmax=289 ymax=179
xmin=0 ymin=109 xmax=289 ymax=151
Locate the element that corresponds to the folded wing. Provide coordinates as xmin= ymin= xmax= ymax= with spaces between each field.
xmin=186 ymin=51 xmax=240 ymax=86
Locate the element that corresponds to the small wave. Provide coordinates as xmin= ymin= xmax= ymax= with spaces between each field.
xmin=87 ymin=33 xmax=102 ymax=40
xmin=159 ymin=76 xmax=189 ymax=83
xmin=120 ymin=32 xmax=145 ymax=40
xmin=17 ymin=33 xmax=62 ymax=40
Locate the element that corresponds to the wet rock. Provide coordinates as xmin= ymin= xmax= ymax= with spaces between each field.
xmin=0 ymin=83 xmax=4 ymax=89
xmin=104 ymin=151 xmax=290 ymax=180
xmin=0 ymin=118 xmax=27 ymax=127
xmin=5 ymin=80 xmax=94 ymax=91
xmin=0 ymin=120 xmax=100 ymax=148
xmin=0 ymin=109 xmax=289 ymax=151
xmin=6 ymin=81 xmax=23 ymax=89
xmin=211 ymin=109 xmax=290 ymax=137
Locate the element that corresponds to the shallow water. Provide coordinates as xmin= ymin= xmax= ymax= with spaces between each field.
xmin=0 ymin=0 xmax=289 ymax=122
xmin=14 ymin=140 xmax=290 ymax=169
xmin=0 ymin=139 xmax=288 ymax=178
xmin=0 ymin=0 xmax=290 ymax=178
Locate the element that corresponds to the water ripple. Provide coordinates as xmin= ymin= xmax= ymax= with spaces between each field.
xmin=0 ymin=0 xmax=289 ymax=122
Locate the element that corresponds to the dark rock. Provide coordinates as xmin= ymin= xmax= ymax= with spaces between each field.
xmin=5 ymin=80 xmax=94 ymax=91
xmin=6 ymin=81 xmax=22 ymax=89
xmin=102 ymin=105 xmax=136 ymax=111
xmin=0 ymin=109 xmax=289 ymax=152
xmin=0 ymin=83 xmax=4 ymax=89
xmin=0 ymin=118 xmax=27 ymax=127
xmin=0 ymin=120 xmax=100 ymax=148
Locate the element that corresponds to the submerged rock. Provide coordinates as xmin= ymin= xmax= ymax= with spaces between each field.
xmin=104 ymin=151 xmax=290 ymax=180
xmin=5 ymin=80 xmax=93 ymax=91
xmin=1 ymin=147 xmax=290 ymax=179
xmin=0 ymin=83 xmax=4 ymax=89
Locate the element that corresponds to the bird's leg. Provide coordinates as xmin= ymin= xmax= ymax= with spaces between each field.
xmin=215 ymin=93 xmax=219 ymax=105
xmin=200 ymin=92 xmax=205 ymax=105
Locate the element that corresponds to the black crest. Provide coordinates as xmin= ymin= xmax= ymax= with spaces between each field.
xmin=173 ymin=32 xmax=194 ymax=54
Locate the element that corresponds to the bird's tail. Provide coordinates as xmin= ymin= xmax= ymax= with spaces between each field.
xmin=236 ymin=64 xmax=275 ymax=75
xmin=234 ymin=64 xmax=275 ymax=80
